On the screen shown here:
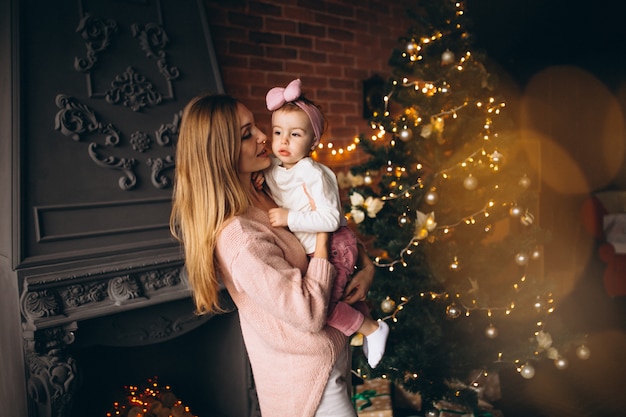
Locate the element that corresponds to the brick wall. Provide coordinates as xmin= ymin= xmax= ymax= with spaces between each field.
xmin=204 ymin=0 xmax=416 ymax=169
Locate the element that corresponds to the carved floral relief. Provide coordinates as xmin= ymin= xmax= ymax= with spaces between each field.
xmin=56 ymin=5 xmax=184 ymax=191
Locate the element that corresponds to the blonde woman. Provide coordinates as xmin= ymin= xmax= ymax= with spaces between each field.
xmin=170 ymin=94 xmax=374 ymax=417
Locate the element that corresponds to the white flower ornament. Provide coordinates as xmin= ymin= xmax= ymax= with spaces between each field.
xmin=536 ymin=330 xmax=560 ymax=359
xmin=349 ymin=192 xmax=384 ymax=224
xmin=535 ymin=330 xmax=552 ymax=350
xmin=414 ymin=210 xmax=437 ymax=240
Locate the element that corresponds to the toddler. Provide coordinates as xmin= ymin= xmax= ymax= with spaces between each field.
xmin=264 ymin=79 xmax=389 ymax=368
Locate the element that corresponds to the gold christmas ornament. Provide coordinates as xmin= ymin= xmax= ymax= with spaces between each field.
xmin=446 ymin=304 xmax=461 ymax=319
xmin=381 ymin=297 xmax=397 ymax=313
xmin=509 ymin=204 xmax=522 ymax=217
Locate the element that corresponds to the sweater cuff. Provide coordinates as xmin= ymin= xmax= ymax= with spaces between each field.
xmin=308 ymin=257 xmax=335 ymax=285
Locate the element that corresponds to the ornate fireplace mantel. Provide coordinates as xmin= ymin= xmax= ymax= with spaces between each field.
xmin=3 ymin=1 xmax=230 ymax=416
xmin=19 ymin=250 xmax=211 ymax=417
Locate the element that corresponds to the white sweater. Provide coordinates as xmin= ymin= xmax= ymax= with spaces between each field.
xmin=264 ymin=156 xmax=345 ymax=253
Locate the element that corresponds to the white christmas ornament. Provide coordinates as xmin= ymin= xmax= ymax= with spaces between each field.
xmin=399 ymin=127 xmax=413 ymax=141
xmin=490 ymin=150 xmax=504 ymax=164
xmin=554 ymin=357 xmax=569 ymax=370
xmin=509 ymin=205 xmax=522 ymax=217
xmin=576 ymin=345 xmax=591 ymax=360
xmin=514 ymin=252 xmax=529 ymax=266
xmin=463 ymin=174 xmax=478 ymax=190
xmin=520 ymin=363 xmax=536 ymax=379
xmin=398 ymin=213 xmax=411 ymax=226
xmin=441 ymin=49 xmax=455 ymax=65
xmin=519 ymin=175 xmax=531 ymax=189
xmin=485 ymin=324 xmax=498 ymax=339
xmin=425 ymin=190 xmax=439 ymax=205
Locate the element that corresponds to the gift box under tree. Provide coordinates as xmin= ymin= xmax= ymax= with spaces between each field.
xmin=353 ymin=377 xmax=393 ymax=417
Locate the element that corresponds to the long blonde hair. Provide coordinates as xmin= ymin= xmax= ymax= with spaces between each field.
xmin=170 ymin=94 xmax=252 ymax=314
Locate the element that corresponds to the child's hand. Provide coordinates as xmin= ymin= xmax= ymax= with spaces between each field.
xmin=252 ymin=171 xmax=265 ymax=191
xmin=268 ymin=207 xmax=289 ymax=227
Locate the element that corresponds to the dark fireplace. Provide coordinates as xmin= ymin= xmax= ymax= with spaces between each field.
xmin=66 ymin=298 xmax=259 ymax=417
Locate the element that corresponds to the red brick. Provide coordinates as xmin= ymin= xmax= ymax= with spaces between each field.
xmin=229 ymin=41 xmax=265 ymax=56
xmin=228 ymin=11 xmax=263 ymax=29
xmin=296 ymin=0 xmax=326 ymax=13
xmin=329 ymin=78 xmax=354 ymax=89
xmin=328 ymin=27 xmax=354 ymax=42
xmin=300 ymin=50 xmax=327 ymax=63
xmin=285 ymin=35 xmax=313 ymax=48
xmin=250 ymin=31 xmax=283 ymax=45
xmin=330 ymin=102 xmax=357 ymax=114
xmin=249 ymin=1 xmax=282 ymax=16
xmin=266 ymin=17 xmax=297 ymax=33
xmin=315 ymin=39 xmax=343 ymax=53
xmin=298 ymin=22 xmax=326 ymax=37
xmin=285 ymin=61 xmax=312 ymax=73
xmin=266 ymin=46 xmax=298 ymax=59
xmin=315 ymin=13 xmax=341 ymax=27
xmin=315 ymin=65 xmax=342 ymax=77
xmin=250 ymin=57 xmax=286 ymax=71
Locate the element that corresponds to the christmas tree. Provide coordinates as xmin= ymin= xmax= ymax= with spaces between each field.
xmin=346 ymin=1 xmax=589 ymax=413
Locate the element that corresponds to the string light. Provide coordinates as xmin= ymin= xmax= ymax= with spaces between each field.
xmin=106 ymin=377 xmax=197 ymax=417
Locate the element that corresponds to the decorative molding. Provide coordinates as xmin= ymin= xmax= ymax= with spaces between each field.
xmin=33 ymin=197 xmax=172 ymax=243
xmin=25 ymin=322 xmax=78 ymax=417
xmin=132 ymin=21 xmax=180 ymax=84
xmin=105 ymin=66 xmax=163 ymax=111
xmin=147 ymin=155 xmax=175 ymax=189
xmin=85 ymin=302 xmax=209 ymax=347
xmin=54 ymin=94 xmax=120 ymax=145
xmin=73 ymin=14 xmax=118 ymax=73
xmin=75 ymin=8 xmax=180 ymax=108
xmin=20 ymin=265 xmax=187 ymax=327
xmin=155 ymin=110 xmax=181 ymax=146
xmin=54 ymin=94 xmax=179 ymax=190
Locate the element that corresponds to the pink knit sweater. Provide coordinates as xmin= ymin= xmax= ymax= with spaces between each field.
xmin=216 ymin=206 xmax=347 ymax=417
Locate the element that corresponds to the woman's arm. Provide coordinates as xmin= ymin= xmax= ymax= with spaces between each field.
xmin=219 ymin=220 xmax=335 ymax=333
xmin=342 ymin=241 xmax=375 ymax=304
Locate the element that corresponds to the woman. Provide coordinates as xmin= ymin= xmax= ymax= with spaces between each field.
xmin=170 ymin=94 xmax=374 ymax=417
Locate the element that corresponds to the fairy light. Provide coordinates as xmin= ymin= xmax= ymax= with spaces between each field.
xmin=107 ymin=377 xmax=198 ymax=417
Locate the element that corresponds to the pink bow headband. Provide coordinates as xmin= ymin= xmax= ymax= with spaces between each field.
xmin=266 ymin=79 xmax=324 ymax=146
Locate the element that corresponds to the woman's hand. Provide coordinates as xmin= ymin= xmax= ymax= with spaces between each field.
xmin=252 ymin=171 xmax=265 ymax=191
xmin=342 ymin=242 xmax=374 ymax=304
